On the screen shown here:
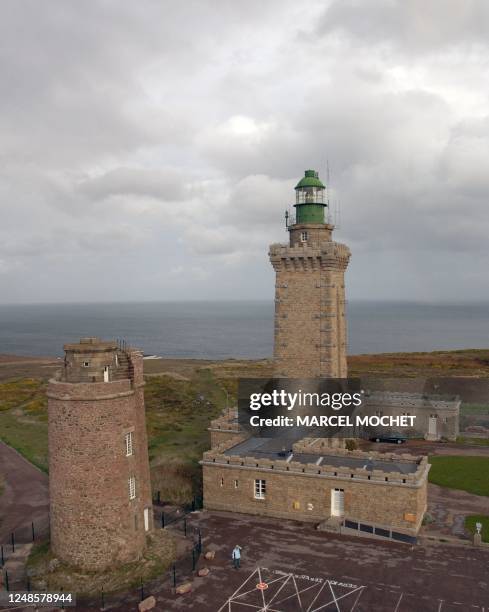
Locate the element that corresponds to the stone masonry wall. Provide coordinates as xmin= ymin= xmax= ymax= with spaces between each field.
xmin=130 ymin=350 xmax=153 ymax=534
xmin=48 ymin=367 xmax=152 ymax=571
xmin=203 ymin=460 xmax=426 ymax=534
xmin=270 ymin=239 xmax=350 ymax=378
xmin=210 ymin=429 xmax=248 ymax=449
xmin=365 ymin=393 xmax=460 ymax=441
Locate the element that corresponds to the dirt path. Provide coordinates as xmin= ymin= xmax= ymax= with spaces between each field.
xmin=424 ymin=482 xmax=489 ymax=539
xmin=0 ymin=441 xmax=49 ymax=544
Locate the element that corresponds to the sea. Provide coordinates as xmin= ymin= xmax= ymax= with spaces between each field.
xmin=0 ymin=301 xmax=487 ymax=358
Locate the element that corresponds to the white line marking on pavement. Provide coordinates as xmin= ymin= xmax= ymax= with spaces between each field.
xmin=393 ymin=593 xmax=403 ymax=612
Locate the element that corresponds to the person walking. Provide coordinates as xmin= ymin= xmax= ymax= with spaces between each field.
xmin=232 ymin=545 xmax=242 ymax=569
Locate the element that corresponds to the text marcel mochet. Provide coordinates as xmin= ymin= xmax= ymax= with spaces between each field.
xmin=247 ymin=390 xmax=416 ymax=428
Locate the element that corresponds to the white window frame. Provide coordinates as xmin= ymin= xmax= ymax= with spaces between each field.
xmin=300 ymin=231 xmax=308 ymax=242
xmin=125 ymin=432 xmax=133 ymax=457
xmin=129 ymin=476 xmax=136 ymax=500
xmin=254 ymin=479 xmax=266 ymax=500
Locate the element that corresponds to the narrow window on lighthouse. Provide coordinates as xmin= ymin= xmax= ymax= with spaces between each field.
xmin=129 ymin=476 xmax=136 ymax=500
xmin=300 ymin=231 xmax=308 ymax=242
xmin=125 ymin=432 xmax=133 ymax=456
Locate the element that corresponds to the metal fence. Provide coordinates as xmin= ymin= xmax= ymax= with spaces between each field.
xmin=152 ymin=494 xmax=203 ymax=529
xmin=3 ymin=540 xmax=204 ymax=609
xmin=1 ymin=518 xmax=50 ymax=592
xmin=1 ymin=503 xmax=204 ymax=605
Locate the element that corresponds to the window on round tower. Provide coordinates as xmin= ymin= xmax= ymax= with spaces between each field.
xmin=300 ymin=231 xmax=308 ymax=243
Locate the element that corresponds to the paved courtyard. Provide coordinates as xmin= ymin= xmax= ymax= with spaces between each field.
xmin=162 ymin=510 xmax=489 ymax=612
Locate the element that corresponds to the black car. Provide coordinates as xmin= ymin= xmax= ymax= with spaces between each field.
xmin=369 ymin=434 xmax=407 ymax=444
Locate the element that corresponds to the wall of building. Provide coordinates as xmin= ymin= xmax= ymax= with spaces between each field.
xmin=288 ymin=223 xmax=333 ymax=247
xmin=210 ymin=429 xmax=248 ymax=449
xmin=128 ymin=350 xmax=153 ymax=538
xmin=365 ymin=394 xmax=460 ymax=441
xmin=270 ymin=240 xmax=350 ymax=379
xmin=203 ymin=461 xmax=426 ymax=534
xmin=47 ymin=348 xmax=153 ymax=571
xmin=63 ymin=338 xmax=122 ymax=383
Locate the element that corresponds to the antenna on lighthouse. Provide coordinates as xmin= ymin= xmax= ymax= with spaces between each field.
xmin=325 ymin=160 xmax=342 ymax=228
xmin=335 ymin=199 xmax=341 ymax=229
xmin=326 ymin=160 xmax=331 ymax=211
xmin=326 ymin=159 xmax=334 ymax=225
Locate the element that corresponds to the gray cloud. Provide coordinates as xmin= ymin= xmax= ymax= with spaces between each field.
xmin=318 ymin=0 xmax=489 ymax=54
xmin=1 ymin=0 xmax=489 ymax=304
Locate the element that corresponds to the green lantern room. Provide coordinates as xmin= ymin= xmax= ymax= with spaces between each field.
xmin=294 ymin=169 xmax=327 ymax=224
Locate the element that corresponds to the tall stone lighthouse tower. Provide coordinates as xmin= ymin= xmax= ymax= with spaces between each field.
xmin=47 ymin=337 xmax=153 ymax=571
xmin=269 ymin=170 xmax=351 ymax=378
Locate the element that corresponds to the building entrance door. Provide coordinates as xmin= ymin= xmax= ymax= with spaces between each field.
xmin=103 ymin=366 xmax=109 ymax=382
xmin=331 ymin=488 xmax=344 ymax=517
xmin=428 ymin=416 xmax=437 ymax=436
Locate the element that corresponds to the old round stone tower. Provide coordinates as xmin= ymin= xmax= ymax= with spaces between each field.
xmin=270 ymin=170 xmax=351 ymax=378
xmin=47 ymin=337 xmax=153 ymax=570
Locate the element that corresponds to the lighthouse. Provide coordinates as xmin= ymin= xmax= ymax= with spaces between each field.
xmin=47 ymin=338 xmax=153 ymax=570
xmin=269 ymin=170 xmax=351 ymax=378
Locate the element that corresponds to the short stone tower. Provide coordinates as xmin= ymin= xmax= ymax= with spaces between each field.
xmin=270 ymin=170 xmax=351 ymax=378
xmin=47 ymin=337 xmax=153 ymax=571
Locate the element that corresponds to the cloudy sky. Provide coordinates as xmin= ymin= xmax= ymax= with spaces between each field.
xmin=1 ymin=0 xmax=489 ymax=304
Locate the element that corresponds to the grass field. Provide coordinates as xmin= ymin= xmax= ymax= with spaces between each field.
xmin=145 ymin=368 xmax=230 ymax=501
xmin=429 ymin=455 xmax=489 ymax=497
xmin=460 ymin=404 xmax=489 ymax=415
xmin=0 ymin=409 xmax=49 ymax=472
xmin=456 ymin=437 xmax=489 ymax=446
xmin=0 ymin=368 xmax=233 ymax=501
xmin=1 ymin=350 xmax=489 ymax=503
xmin=465 ymin=515 xmax=489 ymax=543
xmin=348 ymin=348 xmax=489 ymax=378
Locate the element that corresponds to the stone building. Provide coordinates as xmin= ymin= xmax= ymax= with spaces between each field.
xmin=364 ymin=391 xmax=460 ymax=441
xmin=269 ymin=169 xmax=460 ymax=434
xmin=47 ymin=337 xmax=153 ymax=571
xmin=270 ymin=170 xmax=350 ymax=378
xmin=202 ymin=169 xmax=460 ymax=540
xmin=202 ymin=435 xmax=429 ymax=542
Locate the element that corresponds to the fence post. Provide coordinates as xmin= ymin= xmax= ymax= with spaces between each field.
xmin=10 ymin=532 xmax=14 ymax=553
xmin=172 ymin=564 xmax=176 ymax=588
xmin=184 ymin=517 xmax=187 ymax=537
xmin=26 ymin=576 xmax=31 ymax=592
xmin=1 ymin=545 xmax=4 ymax=566
xmin=32 ymin=521 xmax=35 ymax=541
xmin=101 ymin=588 xmax=105 ymax=610
xmin=5 ymin=570 xmax=9 ymax=591
xmin=192 ymin=548 xmax=195 ymax=571
xmin=198 ymin=528 xmax=202 ymax=553
xmin=140 ymin=577 xmax=144 ymax=601
xmin=161 ymin=512 xmax=165 ymax=529
xmin=157 ymin=491 xmax=161 ymax=504
xmin=191 ymin=497 xmax=195 ymax=512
